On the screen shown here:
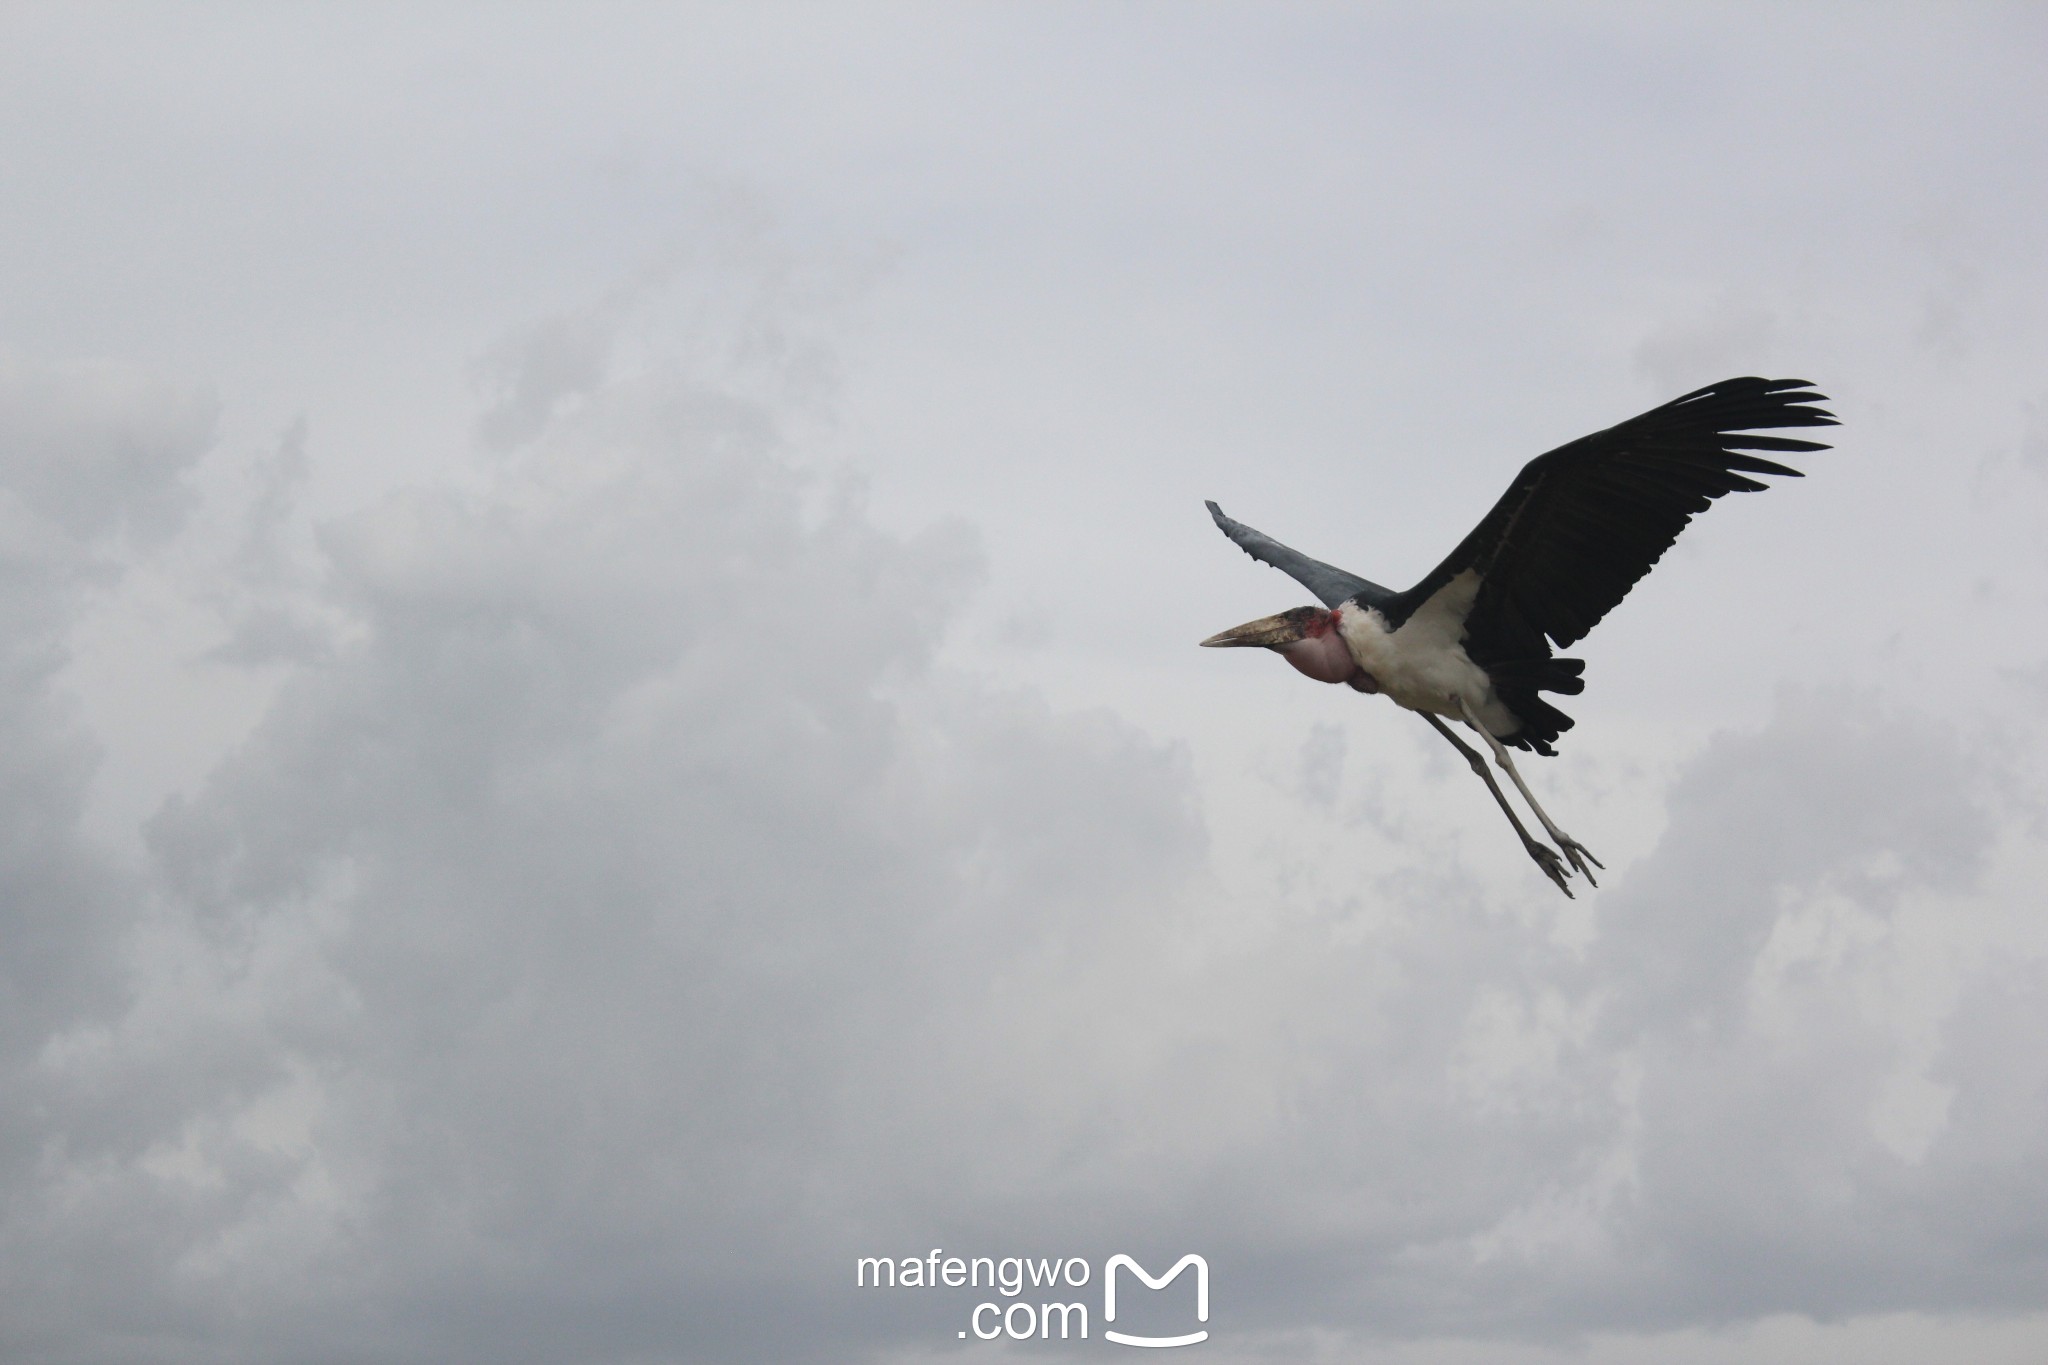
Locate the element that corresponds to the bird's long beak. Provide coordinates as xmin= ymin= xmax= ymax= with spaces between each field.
xmin=1200 ymin=612 xmax=1310 ymax=648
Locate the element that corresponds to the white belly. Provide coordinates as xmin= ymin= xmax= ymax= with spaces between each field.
xmin=1336 ymin=571 xmax=1520 ymax=736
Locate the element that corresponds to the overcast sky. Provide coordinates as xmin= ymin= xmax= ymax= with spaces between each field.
xmin=3 ymin=4 xmax=2047 ymax=1362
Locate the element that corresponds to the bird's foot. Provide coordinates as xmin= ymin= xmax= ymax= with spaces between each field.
xmin=1554 ymin=834 xmax=1602 ymax=887
xmin=1525 ymin=840 xmax=1575 ymax=898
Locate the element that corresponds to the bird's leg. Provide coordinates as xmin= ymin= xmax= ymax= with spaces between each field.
xmin=1452 ymin=695 xmax=1603 ymax=886
xmin=1422 ymin=712 xmax=1573 ymax=897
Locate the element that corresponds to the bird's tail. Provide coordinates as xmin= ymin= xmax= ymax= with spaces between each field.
xmin=1492 ymin=657 xmax=1585 ymax=755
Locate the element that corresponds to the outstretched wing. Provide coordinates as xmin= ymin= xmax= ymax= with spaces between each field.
xmin=1390 ymin=377 xmax=1837 ymax=655
xmin=1204 ymin=500 xmax=1390 ymax=609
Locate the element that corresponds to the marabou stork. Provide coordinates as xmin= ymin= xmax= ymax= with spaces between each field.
xmin=1201 ymin=376 xmax=1836 ymax=895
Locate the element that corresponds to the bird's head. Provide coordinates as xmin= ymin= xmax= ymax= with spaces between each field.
xmin=1200 ymin=605 xmax=1374 ymax=690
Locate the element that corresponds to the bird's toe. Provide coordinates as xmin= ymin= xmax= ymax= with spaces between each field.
xmin=1527 ymin=842 xmax=1574 ymax=898
xmin=1557 ymin=837 xmax=1601 ymax=887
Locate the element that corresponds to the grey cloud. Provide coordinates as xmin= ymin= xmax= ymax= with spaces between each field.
xmin=1593 ymin=689 xmax=1994 ymax=1042
xmin=9 ymin=305 xmax=2048 ymax=1365
xmin=0 ymin=357 xmax=213 ymax=547
xmin=0 ymin=356 xmax=217 ymax=1358
xmin=0 ymin=353 xmax=213 ymax=1037
xmin=1127 ymin=689 xmax=2038 ymax=1345
xmin=1913 ymin=965 xmax=2048 ymax=1305
xmin=205 ymin=416 xmax=333 ymax=669
xmin=472 ymin=299 xmax=629 ymax=452
xmin=3 ymin=310 xmax=1211 ymax=1362
xmin=1544 ymin=693 xmax=2024 ymax=1329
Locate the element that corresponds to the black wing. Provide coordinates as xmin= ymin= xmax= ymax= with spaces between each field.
xmin=1204 ymin=500 xmax=1391 ymax=610
xmin=1390 ymin=377 xmax=1837 ymax=655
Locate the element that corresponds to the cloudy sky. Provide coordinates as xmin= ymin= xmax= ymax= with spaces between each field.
xmin=3 ymin=4 xmax=2047 ymax=1362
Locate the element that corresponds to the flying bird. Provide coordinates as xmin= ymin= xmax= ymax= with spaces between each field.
xmin=1201 ymin=376 xmax=1837 ymax=895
